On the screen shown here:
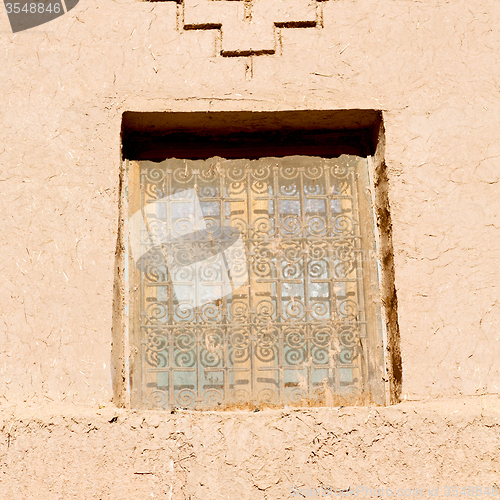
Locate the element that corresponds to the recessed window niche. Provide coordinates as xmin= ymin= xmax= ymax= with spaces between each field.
xmin=114 ymin=110 xmax=401 ymax=410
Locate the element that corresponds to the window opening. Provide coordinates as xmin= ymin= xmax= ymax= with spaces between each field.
xmin=126 ymin=150 xmax=385 ymax=409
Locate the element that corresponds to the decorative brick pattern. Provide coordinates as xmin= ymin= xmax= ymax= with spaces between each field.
xmin=153 ymin=0 xmax=327 ymax=56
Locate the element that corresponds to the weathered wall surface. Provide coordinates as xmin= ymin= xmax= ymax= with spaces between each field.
xmin=1 ymin=0 xmax=499 ymax=404
xmin=1 ymin=397 xmax=499 ymax=499
xmin=1 ymin=0 xmax=500 ymax=496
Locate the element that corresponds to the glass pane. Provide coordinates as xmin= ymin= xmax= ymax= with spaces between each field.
xmin=127 ymin=155 xmax=381 ymax=409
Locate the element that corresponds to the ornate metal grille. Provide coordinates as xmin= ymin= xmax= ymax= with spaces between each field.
xmin=127 ymin=154 xmax=383 ymax=409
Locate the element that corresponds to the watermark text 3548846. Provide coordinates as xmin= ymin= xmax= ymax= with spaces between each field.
xmin=3 ymin=0 xmax=79 ymax=33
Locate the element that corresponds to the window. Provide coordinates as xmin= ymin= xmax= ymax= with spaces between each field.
xmin=120 ymin=112 xmax=390 ymax=410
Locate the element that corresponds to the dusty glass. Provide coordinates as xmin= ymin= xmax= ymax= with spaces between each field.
xmin=126 ymin=155 xmax=385 ymax=409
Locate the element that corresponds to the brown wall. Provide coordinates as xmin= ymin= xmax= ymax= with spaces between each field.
xmin=2 ymin=0 xmax=499 ymax=404
xmin=1 ymin=0 xmax=499 ymax=497
xmin=1 ymin=398 xmax=500 ymax=498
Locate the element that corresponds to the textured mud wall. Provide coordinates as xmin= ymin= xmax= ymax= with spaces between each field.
xmin=1 ymin=0 xmax=500 ymax=497
xmin=1 ymin=397 xmax=499 ymax=499
xmin=1 ymin=0 xmax=499 ymax=404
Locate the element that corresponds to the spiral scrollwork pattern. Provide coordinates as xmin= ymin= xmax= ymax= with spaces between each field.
xmin=130 ymin=154 xmax=377 ymax=410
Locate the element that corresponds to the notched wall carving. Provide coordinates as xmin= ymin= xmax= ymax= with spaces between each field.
xmin=150 ymin=0 xmax=328 ymax=56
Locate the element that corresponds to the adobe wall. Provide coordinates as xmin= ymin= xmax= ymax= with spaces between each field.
xmin=0 ymin=0 xmax=499 ymax=497
xmin=1 ymin=397 xmax=499 ymax=498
